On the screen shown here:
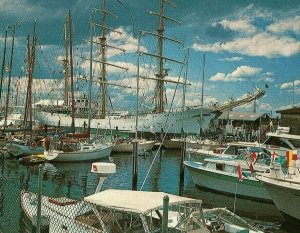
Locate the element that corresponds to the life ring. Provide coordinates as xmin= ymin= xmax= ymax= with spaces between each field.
xmin=31 ymin=142 xmax=37 ymax=148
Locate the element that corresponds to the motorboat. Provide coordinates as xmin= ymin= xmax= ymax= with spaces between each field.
xmin=257 ymin=160 xmax=300 ymax=223
xmin=185 ymin=146 xmax=274 ymax=201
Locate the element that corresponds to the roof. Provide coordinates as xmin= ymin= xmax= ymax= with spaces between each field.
xmin=218 ymin=111 xmax=268 ymax=121
xmin=276 ymin=107 xmax=300 ymax=114
xmin=266 ymin=132 xmax=300 ymax=140
xmin=84 ymin=189 xmax=200 ymax=214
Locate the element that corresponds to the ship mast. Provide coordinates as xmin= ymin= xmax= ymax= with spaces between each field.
xmin=156 ymin=0 xmax=165 ymax=113
xmin=99 ymin=0 xmax=107 ymax=119
xmin=143 ymin=0 xmax=182 ymax=113
xmin=87 ymin=0 xmax=128 ymax=119
xmin=0 ymin=27 xmax=8 ymax=107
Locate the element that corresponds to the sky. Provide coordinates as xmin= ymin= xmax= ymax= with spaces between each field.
xmin=0 ymin=0 xmax=300 ymax=116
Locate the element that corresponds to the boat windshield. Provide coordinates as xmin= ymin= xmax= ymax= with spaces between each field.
xmin=236 ymin=147 xmax=271 ymax=165
xmin=289 ymin=139 xmax=300 ymax=148
xmin=263 ymin=136 xmax=293 ymax=149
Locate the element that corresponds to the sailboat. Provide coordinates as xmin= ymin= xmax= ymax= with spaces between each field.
xmin=34 ymin=0 xmax=225 ymax=136
xmin=3 ymin=23 xmax=46 ymax=157
xmin=44 ymin=11 xmax=112 ymax=162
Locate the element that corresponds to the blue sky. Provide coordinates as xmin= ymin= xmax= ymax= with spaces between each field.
xmin=0 ymin=0 xmax=300 ymax=116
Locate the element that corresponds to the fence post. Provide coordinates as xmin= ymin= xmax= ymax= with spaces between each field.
xmin=36 ymin=164 xmax=43 ymax=233
xmin=162 ymin=195 xmax=169 ymax=233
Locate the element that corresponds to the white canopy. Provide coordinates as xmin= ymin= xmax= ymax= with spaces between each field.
xmin=84 ymin=189 xmax=201 ymax=214
xmin=266 ymin=132 xmax=300 ymax=140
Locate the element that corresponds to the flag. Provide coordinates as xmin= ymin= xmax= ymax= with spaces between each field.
xmin=286 ymin=150 xmax=293 ymax=167
xmin=251 ymin=152 xmax=257 ymax=163
xmin=237 ymin=163 xmax=243 ymax=181
xmin=292 ymin=150 xmax=298 ymax=161
xmin=249 ymin=162 xmax=254 ymax=173
xmin=271 ymin=151 xmax=277 ymax=162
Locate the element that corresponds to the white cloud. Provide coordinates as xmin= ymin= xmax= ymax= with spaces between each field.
xmin=280 ymin=80 xmax=300 ymax=89
xmin=267 ymin=16 xmax=300 ymax=35
xmin=216 ymin=19 xmax=257 ymax=34
xmin=192 ymin=32 xmax=300 ymax=58
xmin=210 ymin=66 xmax=262 ymax=82
xmin=219 ymin=57 xmax=243 ymax=62
xmin=259 ymin=72 xmax=275 ymax=83
xmin=104 ymin=27 xmax=147 ymax=57
xmin=258 ymin=102 xmax=272 ymax=111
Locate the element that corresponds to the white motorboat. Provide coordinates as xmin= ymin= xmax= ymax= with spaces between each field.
xmin=260 ymin=131 xmax=300 ymax=157
xmin=257 ymin=160 xmax=300 ymax=223
xmin=187 ymin=141 xmax=256 ymax=159
xmin=21 ymin=162 xmax=262 ymax=233
xmin=185 ymin=146 xmax=273 ymax=201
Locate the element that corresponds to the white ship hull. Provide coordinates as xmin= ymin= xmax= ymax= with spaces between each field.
xmin=35 ymin=108 xmax=217 ymax=135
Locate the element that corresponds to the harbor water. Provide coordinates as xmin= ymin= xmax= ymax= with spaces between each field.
xmin=0 ymin=148 xmax=296 ymax=233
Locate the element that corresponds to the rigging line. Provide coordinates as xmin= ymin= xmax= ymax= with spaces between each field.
xmin=162 ymin=50 xmax=188 ymax=128
xmin=140 ymin=55 xmax=189 ymax=191
xmin=115 ymin=0 xmax=136 ymax=36
xmin=217 ymin=43 xmax=258 ymax=93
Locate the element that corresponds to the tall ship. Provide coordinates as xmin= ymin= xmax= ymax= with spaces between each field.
xmin=34 ymin=0 xmax=265 ymax=135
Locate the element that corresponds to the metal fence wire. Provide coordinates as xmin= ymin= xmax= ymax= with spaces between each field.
xmin=20 ymin=189 xmax=204 ymax=233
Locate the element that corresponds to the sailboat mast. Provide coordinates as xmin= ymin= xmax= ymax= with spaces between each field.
xmin=88 ymin=18 xmax=94 ymax=130
xmin=0 ymin=27 xmax=8 ymax=107
xmin=135 ymin=33 xmax=142 ymax=140
xmin=200 ymin=53 xmax=205 ymax=136
xmin=156 ymin=0 xmax=165 ymax=113
xmin=24 ymin=22 xmax=36 ymax=128
xmin=24 ymin=34 xmax=30 ymax=124
xmin=68 ymin=10 xmax=75 ymax=129
xmin=3 ymin=25 xmax=15 ymax=131
xmin=28 ymin=22 xmax=36 ymax=127
xmin=100 ymin=0 xmax=107 ymax=119
xmin=64 ymin=15 xmax=70 ymax=107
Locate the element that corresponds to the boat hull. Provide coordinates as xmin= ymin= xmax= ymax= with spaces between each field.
xmin=20 ymin=190 xmax=92 ymax=233
xmin=164 ymin=139 xmax=182 ymax=149
xmin=185 ymin=161 xmax=272 ymax=201
xmin=6 ymin=144 xmax=44 ymax=158
xmin=44 ymin=145 xmax=112 ymax=162
xmin=35 ymin=108 xmax=217 ymax=135
xmin=258 ymin=175 xmax=300 ymax=222
xmin=112 ymin=141 xmax=155 ymax=152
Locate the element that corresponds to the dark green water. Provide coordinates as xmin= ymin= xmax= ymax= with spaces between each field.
xmin=0 ymin=149 xmax=296 ymax=232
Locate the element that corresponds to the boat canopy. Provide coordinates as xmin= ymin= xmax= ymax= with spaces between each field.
xmin=266 ymin=132 xmax=300 ymax=140
xmin=84 ymin=189 xmax=201 ymax=214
